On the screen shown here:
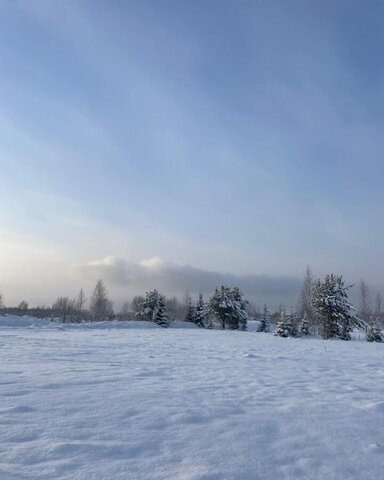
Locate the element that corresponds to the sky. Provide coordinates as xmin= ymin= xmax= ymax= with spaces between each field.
xmin=1 ymin=0 xmax=384 ymax=308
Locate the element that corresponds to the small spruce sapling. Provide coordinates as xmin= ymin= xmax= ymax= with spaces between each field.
xmin=258 ymin=305 xmax=270 ymax=333
xmin=366 ymin=325 xmax=383 ymax=342
xmin=275 ymin=310 xmax=289 ymax=337
xmin=195 ymin=294 xmax=208 ymax=328
xmin=285 ymin=310 xmax=297 ymax=337
xmin=299 ymin=313 xmax=310 ymax=336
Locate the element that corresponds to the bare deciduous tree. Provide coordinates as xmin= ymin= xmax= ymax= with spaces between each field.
xmin=119 ymin=302 xmax=132 ymax=321
xmin=298 ymin=266 xmax=316 ymax=333
xmin=76 ymin=288 xmax=86 ymax=311
xmin=374 ymin=292 xmax=383 ymax=327
xmin=75 ymin=288 xmax=87 ymax=322
xmin=359 ymin=279 xmax=372 ymax=324
xmin=18 ymin=301 xmax=29 ymax=315
xmin=90 ymin=280 xmax=113 ymax=321
xmin=52 ymin=297 xmax=76 ymax=323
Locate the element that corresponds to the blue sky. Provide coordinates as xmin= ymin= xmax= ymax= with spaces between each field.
xmin=1 ymin=0 xmax=384 ymax=307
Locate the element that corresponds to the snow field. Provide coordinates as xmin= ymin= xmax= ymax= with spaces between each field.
xmin=0 ymin=323 xmax=383 ymax=479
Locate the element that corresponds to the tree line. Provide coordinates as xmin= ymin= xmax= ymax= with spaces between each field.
xmin=0 ymin=268 xmax=383 ymax=342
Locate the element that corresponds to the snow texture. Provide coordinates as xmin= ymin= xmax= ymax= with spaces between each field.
xmin=0 ymin=317 xmax=383 ymax=479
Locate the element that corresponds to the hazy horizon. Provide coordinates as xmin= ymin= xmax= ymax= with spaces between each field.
xmin=1 ymin=1 xmax=384 ymax=308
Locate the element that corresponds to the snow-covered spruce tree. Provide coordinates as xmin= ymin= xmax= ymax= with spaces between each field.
xmin=285 ymin=309 xmax=298 ymax=337
xmin=136 ymin=290 xmax=160 ymax=322
xmin=299 ymin=313 xmax=310 ymax=336
xmin=232 ymin=287 xmax=248 ymax=331
xmin=136 ymin=290 xmax=169 ymax=327
xmin=154 ymin=294 xmax=169 ymax=328
xmin=182 ymin=291 xmax=192 ymax=321
xmin=209 ymin=287 xmax=226 ymax=329
xmin=275 ymin=309 xmax=289 ymax=337
xmin=366 ymin=325 xmax=383 ymax=342
xmin=208 ymin=286 xmax=248 ymax=330
xmin=185 ymin=297 xmax=196 ymax=323
xmin=275 ymin=308 xmax=297 ymax=337
xmin=258 ymin=304 xmax=271 ymax=332
xmin=311 ymin=274 xmax=362 ymax=340
xmin=90 ymin=280 xmax=114 ymax=322
xmin=195 ymin=293 xmax=208 ymax=328
xmin=205 ymin=312 xmax=214 ymax=330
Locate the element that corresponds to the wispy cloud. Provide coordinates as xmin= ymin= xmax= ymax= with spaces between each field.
xmin=1 ymin=1 xmax=384 ymax=305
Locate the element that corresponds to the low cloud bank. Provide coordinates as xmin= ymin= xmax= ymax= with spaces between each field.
xmin=71 ymin=256 xmax=302 ymax=305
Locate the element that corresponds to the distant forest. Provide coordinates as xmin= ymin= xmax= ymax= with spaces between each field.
xmin=1 ymin=268 xmax=383 ymax=342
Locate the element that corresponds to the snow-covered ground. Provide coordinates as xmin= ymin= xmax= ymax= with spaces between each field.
xmin=0 ymin=317 xmax=383 ymax=479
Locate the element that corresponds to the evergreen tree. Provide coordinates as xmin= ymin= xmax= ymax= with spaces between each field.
xmin=195 ymin=294 xmax=208 ymax=328
xmin=205 ymin=316 xmax=214 ymax=329
xmin=275 ymin=310 xmax=289 ymax=337
xmin=366 ymin=325 xmax=383 ymax=343
xmin=312 ymin=274 xmax=362 ymax=340
xmin=154 ymin=294 xmax=169 ymax=328
xmin=185 ymin=297 xmax=196 ymax=323
xmin=299 ymin=313 xmax=310 ymax=336
xmin=232 ymin=287 xmax=248 ymax=331
xmin=258 ymin=304 xmax=270 ymax=332
xmin=136 ymin=290 xmax=159 ymax=322
xmin=285 ymin=308 xmax=298 ymax=337
xmin=136 ymin=290 xmax=169 ymax=327
xmin=209 ymin=286 xmax=248 ymax=330
xmin=182 ymin=291 xmax=192 ymax=321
